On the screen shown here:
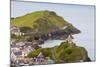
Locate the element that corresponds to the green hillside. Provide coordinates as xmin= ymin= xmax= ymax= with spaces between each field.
xmin=28 ymin=42 xmax=90 ymax=63
xmin=11 ymin=10 xmax=67 ymax=28
xmin=11 ymin=10 xmax=80 ymax=34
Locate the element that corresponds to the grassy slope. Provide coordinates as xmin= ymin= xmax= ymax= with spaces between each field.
xmin=28 ymin=42 xmax=89 ymax=63
xmin=11 ymin=11 xmax=44 ymax=28
xmin=11 ymin=11 xmax=67 ymax=28
xmin=11 ymin=10 xmax=80 ymax=34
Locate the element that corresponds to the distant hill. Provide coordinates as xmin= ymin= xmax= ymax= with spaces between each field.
xmin=11 ymin=10 xmax=80 ymax=34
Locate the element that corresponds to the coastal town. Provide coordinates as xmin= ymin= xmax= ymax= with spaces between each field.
xmin=10 ymin=10 xmax=91 ymax=67
xmin=11 ymin=40 xmax=55 ymax=66
xmin=11 ymin=26 xmax=74 ymax=66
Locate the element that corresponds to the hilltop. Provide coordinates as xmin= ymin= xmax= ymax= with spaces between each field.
xmin=28 ymin=42 xmax=91 ymax=63
xmin=11 ymin=10 xmax=80 ymax=35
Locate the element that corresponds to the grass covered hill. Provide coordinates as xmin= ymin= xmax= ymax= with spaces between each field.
xmin=28 ymin=42 xmax=91 ymax=63
xmin=11 ymin=10 xmax=80 ymax=34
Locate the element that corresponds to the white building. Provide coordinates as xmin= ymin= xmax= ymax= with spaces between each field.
xmin=65 ymin=34 xmax=74 ymax=44
xmin=11 ymin=52 xmax=17 ymax=62
xmin=11 ymin=26 xmax=25 ymax=36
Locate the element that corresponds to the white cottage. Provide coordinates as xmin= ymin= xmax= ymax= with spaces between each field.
xmin=22 ymin=47 xmax=34 ymax=57
xmin=65 ymin=34 xmax=74 ymax=44
xmin=11 ymin=26 xmax=25 ymax=36
xmin=11 ymin=52 xmax=17 ymax=62
xmin=37 ymin=52 xmax=45 ymax=64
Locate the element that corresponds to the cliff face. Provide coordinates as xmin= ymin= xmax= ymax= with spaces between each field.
xmin=28 ymin=42 xmax=91 ymax=63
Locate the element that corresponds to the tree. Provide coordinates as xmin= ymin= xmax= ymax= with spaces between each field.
xmin=20 ymin=27 xmax=32 ymax=33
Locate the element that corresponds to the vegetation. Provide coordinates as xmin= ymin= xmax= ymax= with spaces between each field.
xmin=11 ymin=34 xmax=32 ymax=42
xmin=20 ymin=27 xmax=32 ymax=33
xmin=11 ymin=10 xmax=90 ymax=64
xmin=11 ymin=10 xmax=80 ymax=34
xmin=28 ymin=42 xmax=90 ymax=63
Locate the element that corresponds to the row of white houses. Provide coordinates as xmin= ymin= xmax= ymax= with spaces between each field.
xmin=11 ymin=26 xmax=25 ymax=36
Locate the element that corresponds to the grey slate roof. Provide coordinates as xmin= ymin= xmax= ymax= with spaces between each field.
xmin=14 ymin=51 xmax=22 ymax=56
